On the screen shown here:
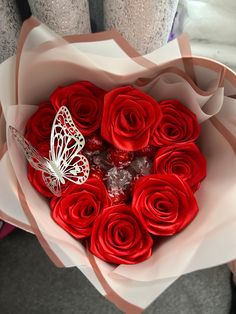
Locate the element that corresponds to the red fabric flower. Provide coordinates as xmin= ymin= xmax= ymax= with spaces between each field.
xmin=101 ymin=86 xmax=162 ymax=151
xmin=90 ymin=204 xmax=153 ymax=264
xmin=50 ymin=178 xmax=110 ymax=239
xmin=132 ymin=174 xmax=198 ymax=236
xmin=153 ymin=143 xmax=206 ymax=192
xmin=24 ymin=102 xmax=56 ymax=147
xmin=50 ymin=81 xmax=105 ymax=136
xmin=27 ymin=141 xmax=53 ymax=198
xmin=150 ymin=100 xmax=200 ymax=147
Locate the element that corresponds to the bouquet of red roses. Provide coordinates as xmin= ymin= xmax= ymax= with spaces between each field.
xmin=1 ymin=17 xmax=236 ymax=312
xmin=18 ymin=80 xmax=206 ymax=265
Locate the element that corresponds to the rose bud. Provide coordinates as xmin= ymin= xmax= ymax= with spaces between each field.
xmin=151 ymin=100 xmax=200 ymax=147
xmin=132 ymin=174 xmax=198 ymax=236
xmin=153 ymin=143 xmax=206 ymax=192
xmin=90 ymin=204 xmax=153 ymax=264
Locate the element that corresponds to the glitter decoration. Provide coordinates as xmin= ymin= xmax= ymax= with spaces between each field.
xmin=28 ymin=0 xmax=91 ymax=36
xmin=0 ymin=0 xmax=22 ymax=63
xmin=104 ymin=0 xmax=179 ymax=54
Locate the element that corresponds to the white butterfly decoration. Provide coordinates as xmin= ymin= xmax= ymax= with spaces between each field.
xmin=9 ymin=106 xmax=90 ymax=197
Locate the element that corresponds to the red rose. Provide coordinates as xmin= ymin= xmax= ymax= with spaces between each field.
xmin=24 ymin=102 xmax=56 ymax=146
xmin=101 ymin=86 xmax=162 ymax=151
xmin=27 ymin=141 xmax=53 ymax=198
xmin=50 ymin=81 xmax=105 ymax=136
xmin=50 ymin=178 xmax=110 ymax=239
xmin=153 ymin=143 xmax=206 ymax=192
xmin=132 ymin=174 xmax=198 ymax=236
xmin=150 ymin=100 xmax=200 ymax=147
xmin=90 ymin=204 xmax=153 ymax=264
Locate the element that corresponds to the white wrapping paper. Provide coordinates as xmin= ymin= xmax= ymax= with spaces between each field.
xmin=0 ymin=17 xmax=236 ymax=312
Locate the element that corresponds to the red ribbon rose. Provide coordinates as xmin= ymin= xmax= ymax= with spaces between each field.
xmin=50 ymin=81 xmax=105 ymax=136
xmin=90 ymin=204 xmax=153 ymax=264
xmin=50 ymin=178 xmax=110 ymax=239
xmin=151 ymin=100 xmax=200 ymax=147
xmin=132 ymin=174 xmax=198 ymax=236
xmin=27 ymin=142 xmax=53 ymax=198
xmin=153 ymin=143 xmax=206 ymax=192
xmin=24 ymin=102 xmax=56 ymax=146
xmin=101 ymin=86 xmax=162 ymax=151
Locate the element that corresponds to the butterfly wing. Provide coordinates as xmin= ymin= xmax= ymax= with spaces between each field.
xmin=9 ymin=126 xmax=50 ymax=172
xmin=50 ymin=106 xmax=84 ymax=163
xmin=63 ymin=154 xmax=89 ymax=184
xmin=9 ymin=126 xmax=61 ymax=196
xmin=50 ymin=106 xmax=90 ymax=184
xmin=42 ymin=172 xmax=61 ymax=197
xmin=10 ymin=105 xmax=90 ymax=196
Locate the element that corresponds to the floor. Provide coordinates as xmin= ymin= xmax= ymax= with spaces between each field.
xmin=0 ymin=229 xmax=232 ymax=314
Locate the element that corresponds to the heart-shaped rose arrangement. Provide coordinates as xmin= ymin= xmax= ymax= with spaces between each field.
xmin=24 ymin=81 xmax=206 ymax=264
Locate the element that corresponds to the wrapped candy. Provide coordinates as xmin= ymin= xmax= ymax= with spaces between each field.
xmin=107 ymin=147 xmax=134 ymax=168
xmin=108 ymin=190 xmax=129 ymax=205
xmin=84 ymin=133 xmax=104 ymax=153
xmin=106 ymin=167 xmax=133 ymax=193
xmin=130 ymin=156 xmax=153 ymax=176
xmin=89 ymin=165 xmax=105 ymax=181
xmin=92 ymin=153 xmax=111 ymax=171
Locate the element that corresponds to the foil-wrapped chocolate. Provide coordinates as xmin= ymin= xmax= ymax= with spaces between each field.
xmin=130 ymin=156 xmax=152 ymax=176
xmin=106 ymin=167 xmax=133 ymax=192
